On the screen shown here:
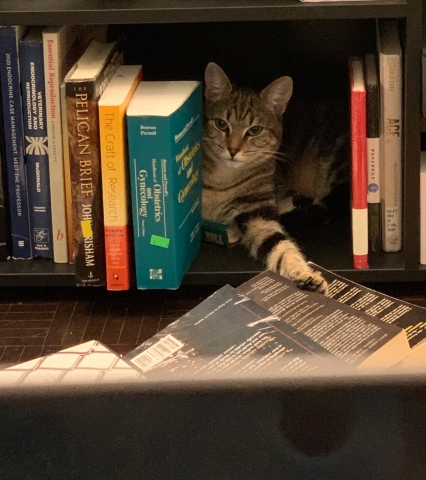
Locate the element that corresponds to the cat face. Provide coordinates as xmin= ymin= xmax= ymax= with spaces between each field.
xmin=203 ymin=63 xmax=293 ymax=169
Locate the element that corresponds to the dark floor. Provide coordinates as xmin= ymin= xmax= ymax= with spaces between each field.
xmin=0 ymin=281 xmax=425 ymax=369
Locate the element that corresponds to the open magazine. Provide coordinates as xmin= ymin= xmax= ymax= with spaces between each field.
xmin=125 ymin=263 xmax=426 ymax=379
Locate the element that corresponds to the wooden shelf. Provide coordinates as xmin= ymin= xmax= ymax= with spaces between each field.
xmin=0 ymin=0 xmax=407 ymax=25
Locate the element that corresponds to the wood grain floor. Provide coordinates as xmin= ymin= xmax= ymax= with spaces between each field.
xmin=0 ymin=281 xmax=425 ymax=369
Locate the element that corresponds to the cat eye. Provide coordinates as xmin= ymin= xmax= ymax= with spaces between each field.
xmin=214 ymin=118 xmax=229 ymax=131
xmin=247 ymin=126 xmax=263 ymax=136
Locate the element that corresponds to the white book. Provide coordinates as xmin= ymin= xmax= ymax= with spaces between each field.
xmin=376 ymin=19 xmax=403 ymax=252
xmin=420 ymin=152 xmax=426 ymax=265
xmin=364 ymin=53 xmax=381 ymax=253
xmin=43 ymin=25 xmax=106 ymax=263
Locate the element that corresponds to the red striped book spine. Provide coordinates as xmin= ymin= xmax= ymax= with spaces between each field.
xmin=349 ymin=57 xmax=368 ymax=270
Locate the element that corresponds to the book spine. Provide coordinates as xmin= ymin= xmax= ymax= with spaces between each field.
xmin=127 ymin=87 xmax=202 ymax=289
xmin=421 ymin=152 xmax=426 ymax=265
xmin=66 ymin=80 xmax=106 ymax=286
xmin=379 ymin=34 xmax=403 ymax=252
xmin=169 ymin=88 xmax=203 ymax=286
xmin=365 ymin=53 xmax=381 ymax=253
xmin=201 ymin=220 xmax=240 ymax=247
xmin=0 ymin=26 xmax=32 ymax=259
xmin=66 ymin=48 xmax=122 ymax=286
xmin=0 ymin=101 xmax=11 ymax=260
xmin=20 ymin=35 xmax=53 ymax=258
xmin=43 ymin=30 xmax=69 ymax=263
xmin=422 ymin=48 xmax=426 ymax=120
xmin=349 ymin=58 xmax=368 ymax=270
xmin=99 ymin=75 xmax=141 ymax=291
xmin=60 ymin=81 xmax=74 ymax=263
xmin=127 ymin=116 xmax=175 ymax=289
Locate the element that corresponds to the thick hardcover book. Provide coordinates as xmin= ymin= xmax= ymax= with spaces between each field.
xmin=238 ymin=271 xmax=410 ymax=372
xmin=125 ymin=284 xmax=347 ymax=378
xmin=43 ymin=25 xmax=107 ymax=263
xmin=0 ymin=26 xmax=32 ymax=259
xmin=421 ymin=152 xmax=426 ymax=266
xmin=99 ymin=65 xmax=142 ymax=291
xmin=364 ymin=53 xmax=381 ymax=253
xmin=65 ymin=39 xmax=123 ymax=286
xmin=0 ymin=96 xmax=11 ymax=260
xmin=376 ymin=19 xmax=403 ymax=252
xmin=20 ymin=27 xmax=53 ymax=258
xmin=310 ymin=262 xmax=426 ymax=370
xmin=349 ymin=57 xmax=368 ymax=269
xmin=201 ymin=219 xmax=240 ymax=247
xmin=127 ymin=81 xmax=203 ymax=289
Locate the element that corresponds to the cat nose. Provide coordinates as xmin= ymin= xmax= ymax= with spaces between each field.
xmin=227 ymin=147 xmax=239 ymax=158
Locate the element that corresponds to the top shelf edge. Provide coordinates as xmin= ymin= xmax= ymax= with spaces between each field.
xmin=0 ymin=2 xmax=408 ymax=25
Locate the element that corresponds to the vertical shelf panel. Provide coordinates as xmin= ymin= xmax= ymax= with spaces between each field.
xmin=403 ymin=0 xmax=422 ymax=268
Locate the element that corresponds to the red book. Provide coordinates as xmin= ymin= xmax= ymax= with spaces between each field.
xmin=349 ymin=57 xmax=368 ymax=269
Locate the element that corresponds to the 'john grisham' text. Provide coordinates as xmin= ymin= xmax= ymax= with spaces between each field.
xmin=75 ymin=91 xmax=94 ymax=197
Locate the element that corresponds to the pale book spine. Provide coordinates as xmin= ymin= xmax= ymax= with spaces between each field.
xmin=380 ymin=52 xmax=402 ymax=252
xmin=420 ymin=152 xmax=426 ymax=265
xmin=43 ymin=31 xmax=69 ymax=263
xmin=60 ymin=81 xmax=74 ymax=263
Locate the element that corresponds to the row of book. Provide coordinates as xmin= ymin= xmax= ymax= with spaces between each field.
xmin=348 ymin=19 xmax=403 ymax=269
xmin=0 ymin=25 xmax=203 ymax=290
xmin=0 ymin=20 xmax=403 ymax=286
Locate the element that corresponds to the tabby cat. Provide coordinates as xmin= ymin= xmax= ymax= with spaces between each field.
xmin=202 ymin=62 xmax=349 ymax=294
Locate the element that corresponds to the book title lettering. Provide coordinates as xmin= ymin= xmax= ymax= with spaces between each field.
xmin=175 ymin=141 xmax=200 ymax=175
xmin=75 ymin=90 xmax=94 ymax=197
xmin=24 ymin=62 xmax=44 ymax=131
xmin=102 ymin=111 xmax=120 ymax=223
xmin=385 ymin=118 xmax=400 ymax=137
xmin=46 ymin=39 xmax=56 ymax=119
xmin=137 ymin=170 xmax=163 ymax=222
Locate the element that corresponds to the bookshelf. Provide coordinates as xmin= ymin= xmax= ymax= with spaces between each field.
xmin=0 ymin=0 xmax=423 ymax=287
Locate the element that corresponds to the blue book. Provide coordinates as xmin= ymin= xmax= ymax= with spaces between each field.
xmin=127 ymin=81 xmax=202 ymax=289
xmin=0 ymin=26 xmax=32 ymax=259
xmin=20 ymin=27 xmax=53 ymax=258
xmin=0 ymin=96 xmax=11 ymax=260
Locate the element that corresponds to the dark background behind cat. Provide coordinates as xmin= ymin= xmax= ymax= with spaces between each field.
xmin=109 ymin=19 xmax=377 ymax=99
xmin=108 ymin=19 xmax=377 ymax=260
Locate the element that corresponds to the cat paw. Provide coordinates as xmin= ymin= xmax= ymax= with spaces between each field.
xmin=267 ymin=241 xmax=328 ymax=295
xmin=294 ymin=270 xmax=328 ymax=295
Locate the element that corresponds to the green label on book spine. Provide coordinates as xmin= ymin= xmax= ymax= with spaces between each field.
xmin=150 ymin=235 xmax=170 ymax=248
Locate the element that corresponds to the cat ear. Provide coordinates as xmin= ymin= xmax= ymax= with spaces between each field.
xmin=261 ymin=76 xmax=293 ymax=115
xmin=204 ymin=62 xmax=232 ymax=102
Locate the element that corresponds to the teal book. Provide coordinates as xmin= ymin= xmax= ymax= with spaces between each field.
xmin=126 ymin=81 xmax=202 ymax=289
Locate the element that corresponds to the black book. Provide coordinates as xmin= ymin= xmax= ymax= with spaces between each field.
xmin=125 ymin=284 xmax=347 ymax=380
xmin=309 ymin=262 xmax=426 ymax=368
xmin=126 ymin=272 xmax=411 ymax=379
xmin=237 ymin=269 xmax=409 ymax=372
xmin=364 ymin=53 xmax=381 ymax=253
